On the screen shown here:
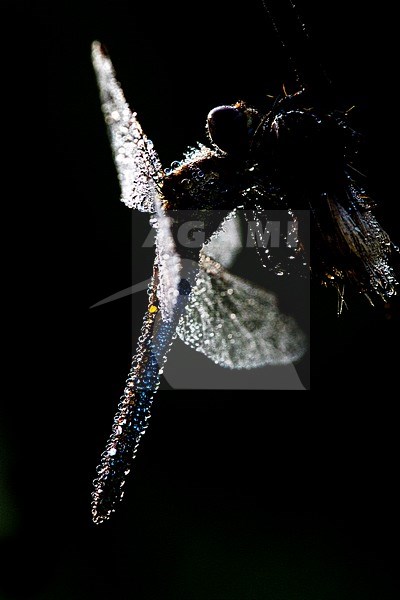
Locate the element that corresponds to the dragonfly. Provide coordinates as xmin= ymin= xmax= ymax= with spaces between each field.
xmin=91 ymin=8 xmax=397 ymax=522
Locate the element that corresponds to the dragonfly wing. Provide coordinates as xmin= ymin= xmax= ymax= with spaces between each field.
xmin=325 ymin=183 xmax=398 ymax=302
xmin=177 ymin=255 xmax=307 ymax=368
xmin=92 ymin=42 xmax=182 ymax=318
xmin=92 ymin=41 xmax=162 ymax=213
xmin=202 ymin=209 xmax=243 ymax=269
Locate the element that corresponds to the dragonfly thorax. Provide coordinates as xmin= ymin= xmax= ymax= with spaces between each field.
xmin=256 ymin=106 xmax=348 ymax=196
xmin=161 ymin=153 xmax=252 ymax=212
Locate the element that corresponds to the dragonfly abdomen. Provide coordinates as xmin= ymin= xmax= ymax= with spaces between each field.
xmin=91 ymin=268 xmax=198 ymax=524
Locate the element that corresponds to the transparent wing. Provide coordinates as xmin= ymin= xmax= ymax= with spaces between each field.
xmin=154 ymin=207 xmax=242 ymax=321
xmin=92 ymin=41 xmax=182 ymax=317
xmin=91 ymin=41 xmax=162 ymax=213
xmin=202 ymin=209 xmax=242 ymax=269
xmin=177 ymin=255 xmax=307 ymax=368
xmin=326 ymin=184 xmax=398 ymax=301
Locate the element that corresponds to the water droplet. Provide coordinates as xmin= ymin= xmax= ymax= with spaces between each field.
xmin=180 ymin=178 xmax=192 ymax=189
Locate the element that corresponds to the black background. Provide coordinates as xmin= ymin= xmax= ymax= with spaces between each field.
xmin=1 ymin=1 xmax=399 ymax=598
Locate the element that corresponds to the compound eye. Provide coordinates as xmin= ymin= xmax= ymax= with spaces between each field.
xmin=207 ymin=105 xmax=249 ymax=156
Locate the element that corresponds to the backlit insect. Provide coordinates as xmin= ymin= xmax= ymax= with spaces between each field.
xmin=90 ymin=18 xmax=397 ymax=522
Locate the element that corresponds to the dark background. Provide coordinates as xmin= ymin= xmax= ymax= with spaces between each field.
xmin=1 ymin=1 xmax=399 ymax=598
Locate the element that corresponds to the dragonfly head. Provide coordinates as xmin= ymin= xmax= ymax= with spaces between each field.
xmin=206 ymin=102 xmax=260 ymax=157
